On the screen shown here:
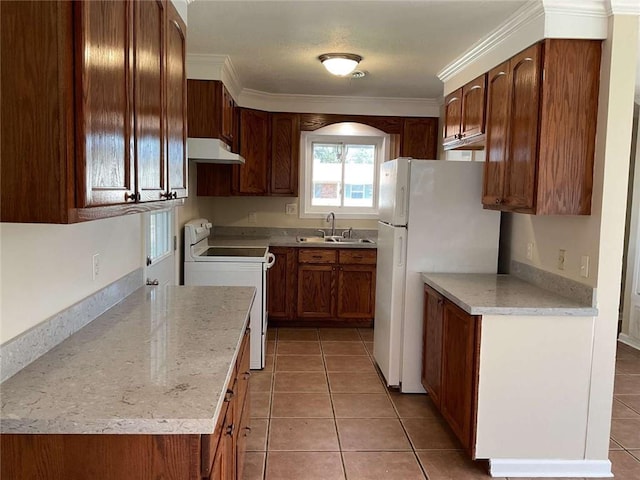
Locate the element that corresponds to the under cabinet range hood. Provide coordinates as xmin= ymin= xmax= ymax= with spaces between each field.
xmin=187 ymin=138 xmax=245 ymax=164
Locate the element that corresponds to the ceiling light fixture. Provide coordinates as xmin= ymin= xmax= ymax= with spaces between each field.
xmin=318 ymin=53 xmax=363 ymax=77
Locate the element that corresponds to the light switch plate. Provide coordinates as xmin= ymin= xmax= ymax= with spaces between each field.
xmin=248 ymin=212 xmax=257 ymax=224
xmin=580 ymin=255 xmax=590 ymax=278
xmin=285 ymin=203 xmax=297 ymax=215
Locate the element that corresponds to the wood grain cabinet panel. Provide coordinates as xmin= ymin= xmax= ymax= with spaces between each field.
xmin=165 ymin=2 xmax=188 ymax=199
xmin=422 ymin=285 xmax=444 ymax=408
xmin=443 ymin=89 xmax=463 ymax=146
xmin=268 ymin=247 xmax=298 ymax=321
xmin=401 ymin=118 xmax=438 ymax=159
xmin=483 ymin=39 xmax=601 ymax=215
xmin=336 ymin=264 xmax=376 ymax=319
xmin=1 ymin=0 xmax=187 ymax=223
xmin=236 ymin=108 xmax=271 ymax=195
xmin=297 ymin=265 xmax=335 ymax=318
xmin=271 ymin=113 xmax=300 ymax=196
xmin=442 ymin=74 xmax=487 ymax=151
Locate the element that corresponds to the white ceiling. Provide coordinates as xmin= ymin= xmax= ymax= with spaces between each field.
xmin=186 ymin=0 xmax=530 ymax=99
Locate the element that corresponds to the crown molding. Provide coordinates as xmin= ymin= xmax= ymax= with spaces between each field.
xmin=237 ymin=89 xmax=441 ymax=117
xmin=185 ymin=54 xmax=243 ymax=100
xmin=542 ymin=0 xmax=608 ymax=17
xmin=437 ymin=1 xmax=545 ymax=83
xmin=607 ymin=0 xmax=640 ymax=15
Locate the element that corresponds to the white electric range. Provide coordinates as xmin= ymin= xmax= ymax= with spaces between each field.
xmin=184 ymin=219 xmax=275 ymax=369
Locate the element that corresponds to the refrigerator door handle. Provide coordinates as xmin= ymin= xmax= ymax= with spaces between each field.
xmin=399 ymin=187 xmax=406 ymax=218
xmin=398 ymin=235 xmax=404 ymax=267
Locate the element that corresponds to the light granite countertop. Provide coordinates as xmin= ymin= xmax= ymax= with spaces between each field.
xmin=422 ymin=273 xmax=597 ymax=316
xmin=0 ymin=285 xmax=254 ymax=435
xmin=209 ymin=235 xmax=377 ymax=249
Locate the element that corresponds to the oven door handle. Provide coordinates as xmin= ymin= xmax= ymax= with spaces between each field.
xmin=265 ymin=252 xmax=276 ymax=269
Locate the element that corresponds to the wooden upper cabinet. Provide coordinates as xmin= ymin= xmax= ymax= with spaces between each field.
xmin=1 ymin=0 xmax=186 ymax=223
xmin=443 ymin=89 xmax=463 ymax=145
xmin=400 ymin=118 xmax=438 ymax=159
xmin=187 ymin=79 xmax=236 ymax=147
xmin=443 ymin=74 xmax=487 ymax=151
xmin=483 ymin=61 xmax=510 ymax=208
xmin=271 ymin=113 xmax=300 ymax=196
xmin=134 ymin=0 xmax=166 ymax=202
xmin=483 ymin=39 xmax=600 ymax=215
xmin=221 ymin=85 xmax=236 ymax=146
xmin=460 ymin=74 xmax=486 ymax=140
xmin=75 ymin=0 xmax=135 ymax=207
xmin=236 ymin=108 xmax=270 ymax=195
xmin=165 ymin=1 xmax=188 ymax=199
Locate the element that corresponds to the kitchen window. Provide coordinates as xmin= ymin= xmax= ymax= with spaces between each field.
xmin=301 ymin=127 xmax=386 ymax=218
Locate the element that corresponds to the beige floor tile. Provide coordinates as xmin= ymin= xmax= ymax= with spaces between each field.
xmin=609 ymin=450 xmax=640 ymax=480
xmin=250 ymin=372 xmax=273 ymax=393
xmin=243 ymin=451 xmax=266 ymax=480
xmin=402 ymin=418 xmax=461 ymax=450
xmin=389 ymin=392 xmax=440 ymax=418
xmin=616 ymin=356 xmax=640 ymax=374
xmin=416 ymin=450 xmax=498 ymax=480
xmin=273 ymin=372 xmax=328 ymax=393
xmin=358 ymin=328 xmax=374 ymax=341
xmin=337 ymin=418 xmax=412 ymax=451
xmin=322 ymin=341 xmax=368 ymax=355
xmin=277 ymin=328 xmax=319 ymax=341
xmin=250 ymin=391 xmax=271 ymax=418
xmin=319 ymin=327 xmax=362 ymax=341
xmin=271 ymin=393 xmax=333 ymax=418
xmin=266 ymin=340 xmax=276 ymax=355
xmin=364 ymin=341 xmax=374 ymax=355
xmin=267 ymin=328 xmax=277 ymax=341
xmin=616 ymin=395 xmax=640 ymax=413
xmin=268 ymin=418 xmax=339 ymax=451
xmin=265 ymin=451 xmax=345 ymax=480
xmin=610 ymin=418 xmax=640 ymax=449
xmin=612 ymin=398 xmax=640 ymax=419
xmin=275 ymin=355 xmax=325 ymax=372
xmin=247 ymin=418 xmax=269 ymax=451
xmin=324 ymin=355 xmax=376 ymax=372
xmin=629 ymin=450 xmax=640 ymax=462
xmin=328 ymin=372 xmax=385 ymax=393
xmin=277 ymin=341 xmax=321 ymax=355
xmin=332 ymin=393 xmax=397 ymax=418
xmin=263 ymin=354 xmax=275 ymax=372
xmin=614 ymin=375 xmax=640 ymax=395
xmin=342 ymin=451 xmax=425 ymax=480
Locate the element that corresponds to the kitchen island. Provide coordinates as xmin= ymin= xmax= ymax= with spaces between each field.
xmin=1 ymin=285 xmax=255 ymax=479
xmin=421 ymin=273 xmax=608 ymax=478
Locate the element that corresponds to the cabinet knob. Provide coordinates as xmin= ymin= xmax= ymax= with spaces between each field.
xmin=495 ymin=198 xmax=502 ymax=205
xmin=124 ymin=192 xmax=139 ymax=201
xmin=172 ymin=191 xmax=178 ymax=199
xmin=226 ymin=423 xmax=235 ymax=436
xmin=160 ymin=192 xmax=171 ymax=199
xmin=224 ymin=388 xmax=235 ymax=402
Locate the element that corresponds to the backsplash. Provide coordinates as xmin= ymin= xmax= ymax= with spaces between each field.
xmin=211 ymin=225 xmax=378 ymax=240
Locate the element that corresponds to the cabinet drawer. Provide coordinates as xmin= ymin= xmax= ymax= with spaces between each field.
xmin=339 ymin=249 xmax=377 ymax=265
xmin=298 ymin=249 xmax=337 ymax=264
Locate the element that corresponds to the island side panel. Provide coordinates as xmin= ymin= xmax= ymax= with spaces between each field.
xmin=474 ymin=314 xmax=594 ymax=459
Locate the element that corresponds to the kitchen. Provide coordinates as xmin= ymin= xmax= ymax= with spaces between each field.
xmin=1 ymin=0 xmax=639 ymax=479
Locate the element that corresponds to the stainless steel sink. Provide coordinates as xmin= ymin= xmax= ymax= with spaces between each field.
xmin=296 ymin=236 xmax=375 ymax=245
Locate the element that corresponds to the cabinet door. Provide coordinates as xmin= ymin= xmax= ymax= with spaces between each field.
xmin=268 ymin=247 xmax=297 ymax=320
xmin=461 ymin=75 xmax=486 ymax=140
xmin=221 ymin=85 xmax=235 ymax=145
xmin=440 ymin=300 xmax=479 ymax=453
xmin=75 ymin=0 xmax=135 ymax=206
xmin=297 ymin=265 xmax=334 ymax=318
xmin=482 ymin=60 xmax=510 ymax=208
xmin=134 ymin=0 xmax=166 ymax=202
xmin=165 ymin=2 xmax=187 ymax=199
xmin=503 ymin=43 xmax=541 ymax=212
xmin=236 ymin=108 xmax=270 ymax=195
xmin=210 ymin=404 xmax=235 ymax=480
xmin=401 ymin=118 xmax=438 ymax=159
xmin=336 ymin=265 xmax=376 ymax=319
xmin=271 ymin=113 xmax=300 ymax=196
xmin=442 ymin=89 xmax=462 ymax=145
xmin=422 ymin=285 xmax=444 ymax=408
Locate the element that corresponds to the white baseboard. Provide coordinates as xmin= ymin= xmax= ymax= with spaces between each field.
xmin=489 ymin=459 xmax=612 ymax=477
xmin=618 ymin=333 xmax=640 ymax=351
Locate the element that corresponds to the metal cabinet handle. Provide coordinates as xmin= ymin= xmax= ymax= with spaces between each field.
xmin=226 ymin=423 xmax=235 ymax=436
xmin=224 ymin=388 xmax=235 ymax=402
xmin=243 ymin=371 xmax=251 ymax=380
xmin=124 ymin=192 xmax=139 ymax=201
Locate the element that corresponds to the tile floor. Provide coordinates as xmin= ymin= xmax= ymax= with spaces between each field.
xmin=243 ymin=327 xmax=640 ymax=480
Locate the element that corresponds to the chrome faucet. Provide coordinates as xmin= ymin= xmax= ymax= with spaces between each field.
xmin=326 ymin=212 xmax=336 ymax=237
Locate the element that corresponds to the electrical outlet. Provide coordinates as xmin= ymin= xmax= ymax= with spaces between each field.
xmin=526 ymin=242 xmax=533 ymax=260
xmin=557 ymin=249 xmax=566 ymax=271
xmin=92 ymin=253 xmax=100 ymax=280
xmin=580 ymin=255 xmax=590 ymax=278
xmin=248 ymin=211 xmax=257 ymax=224
xmin=285 ymin=203 xmax=297 ymax=215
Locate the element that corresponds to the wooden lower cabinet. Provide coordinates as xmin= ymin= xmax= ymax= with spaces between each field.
xmin=268 ymin=247 xmax=377 ymax=326
xmin=421 ymin=291 xmax=480 ymax=456
xmin=0 ymin=329 xmax=251 ymax=480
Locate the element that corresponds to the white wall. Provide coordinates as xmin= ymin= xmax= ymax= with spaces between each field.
xmin=0 ymin=215 xmax=143 ymax=344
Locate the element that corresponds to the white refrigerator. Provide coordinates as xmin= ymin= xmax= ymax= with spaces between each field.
xmin=373 ymin=158 xmax=500 ymax=393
